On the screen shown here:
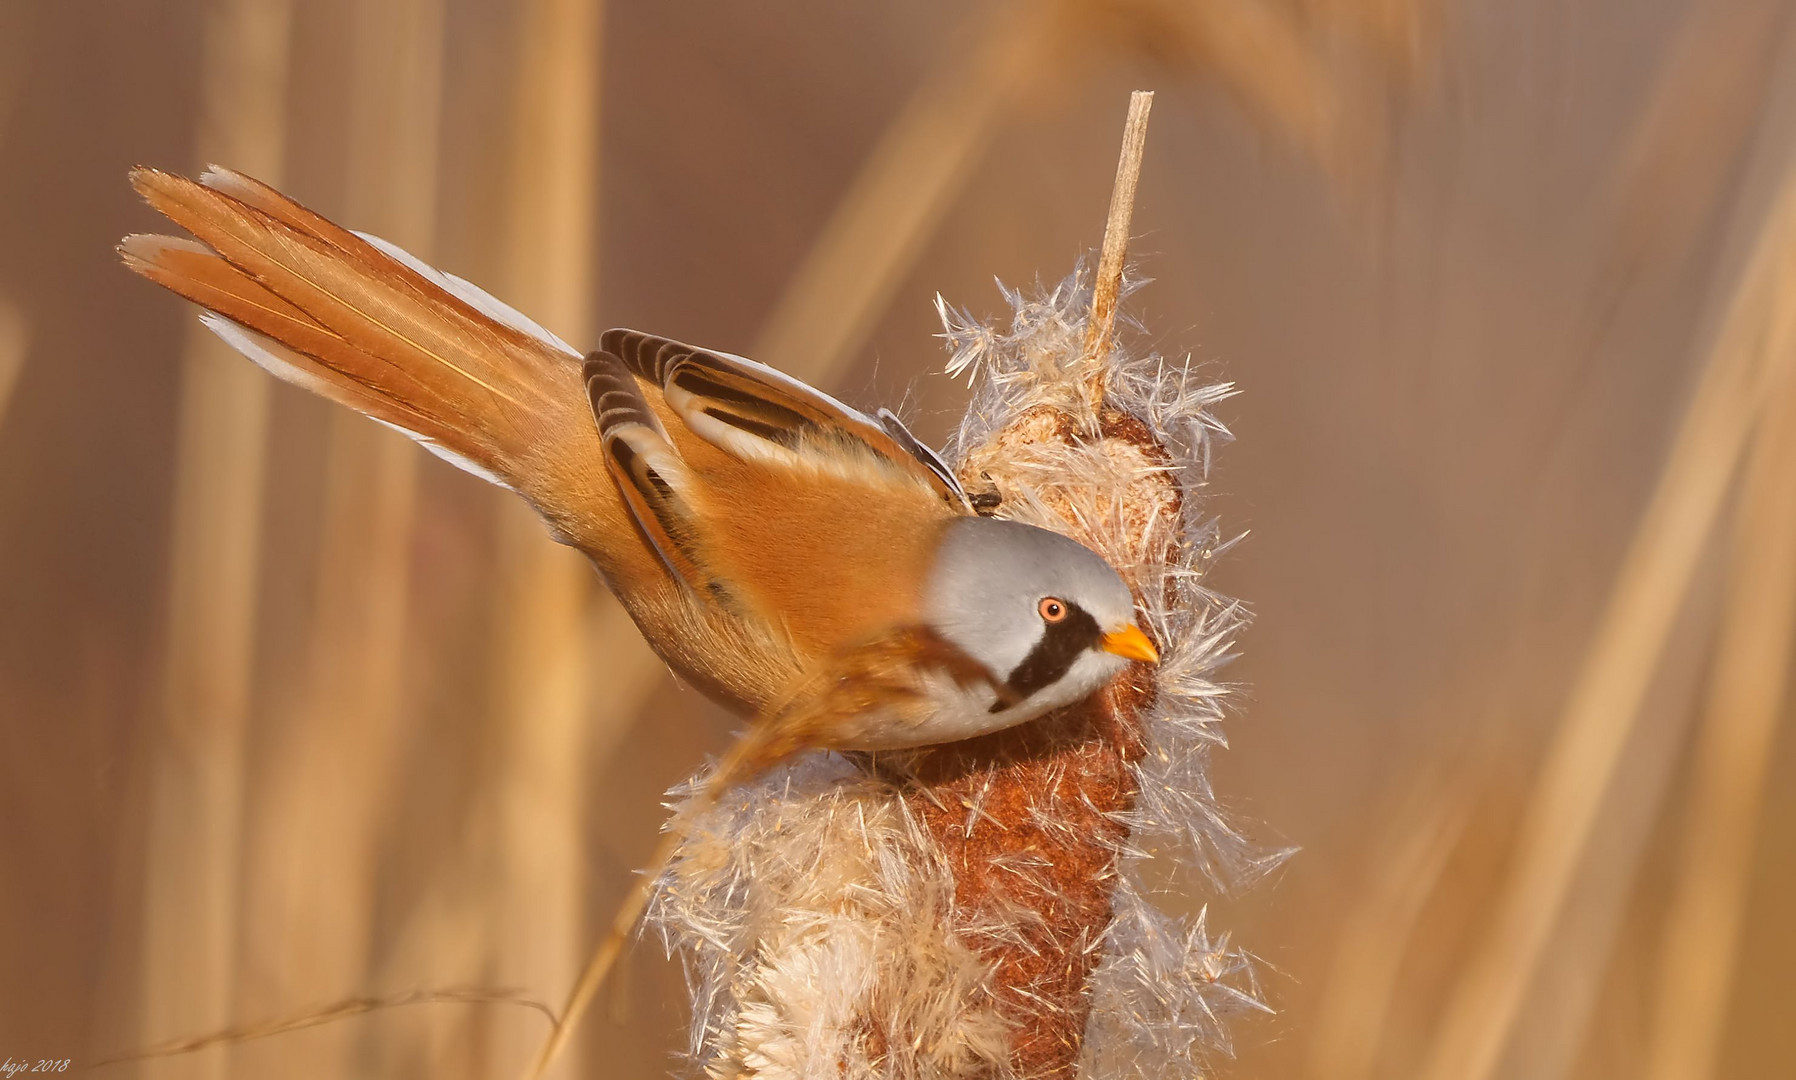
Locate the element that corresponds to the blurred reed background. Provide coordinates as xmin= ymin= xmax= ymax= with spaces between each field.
xmin=1 ymin=0 xmax=1794 ymax=1077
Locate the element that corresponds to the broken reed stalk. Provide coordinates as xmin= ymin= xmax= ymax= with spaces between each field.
xmin=1644 ymin=328 xmax=1796 ymax=1080
xmin=1082 ymin=91 xmax=1153 ymax=374
xmin=1418 ymin=152 xmax=1796 ymax=1080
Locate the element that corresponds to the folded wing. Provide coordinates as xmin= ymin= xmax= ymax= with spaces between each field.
xmin=600 ymin=329 xmax=972 ymax=512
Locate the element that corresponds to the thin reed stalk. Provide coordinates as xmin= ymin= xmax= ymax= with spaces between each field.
xmin=1418 ymin=146 xmax=1796 ymax=1080
xmin=232 ymin=4 xmax=442 ymax=1077
xmin=1644 ymin=302 xmax=1796 ymax=1080
xmin=93 ymin=988 xmax=554 ymax=1071
xmin=136 ymin=4 xmax=291 ymax=1075
xmin=485 ymin=2 xmax=608 ymax=1077
xmin=0 ymin=301 xmax=25 ymax=431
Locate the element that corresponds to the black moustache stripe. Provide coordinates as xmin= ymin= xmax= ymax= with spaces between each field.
xmin=998 ymin=603 xmax=1102 ymax=708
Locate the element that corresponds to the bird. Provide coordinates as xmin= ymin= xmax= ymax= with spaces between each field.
xmin=119 ymin=165 xmax=1160 ymax=1072
xmin=121 ymin=165 xmax=1159 ymax=774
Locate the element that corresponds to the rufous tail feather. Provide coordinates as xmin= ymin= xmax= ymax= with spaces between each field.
xmin=120 ymin=165 xmax=619 ymax=553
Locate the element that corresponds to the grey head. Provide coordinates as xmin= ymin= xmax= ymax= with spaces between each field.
xmin=922 ymin=516 xmax=1157 ymax=718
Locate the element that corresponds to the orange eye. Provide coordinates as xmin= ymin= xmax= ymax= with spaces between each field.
xmin=1038 ymin=597 xmax=1068 ymax=623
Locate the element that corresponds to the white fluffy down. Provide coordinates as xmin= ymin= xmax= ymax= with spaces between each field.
xmin=651 ymin=757 xmax=1011 ymax=1080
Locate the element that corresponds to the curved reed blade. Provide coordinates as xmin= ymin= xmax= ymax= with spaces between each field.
xmin=1418 ymin=125 xmax=1796 ymax=1080
xmin=749 ymin=0 xmax=1057 ymax=385
xmin=1644 ymin=307 xmax=1796 ymax=1080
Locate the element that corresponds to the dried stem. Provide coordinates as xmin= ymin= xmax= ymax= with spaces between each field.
xmin=89 ymin=988 xmax=553 ymax=1071
xmin=524 ymin=827 xmax=684 ymax=1080
xmin=1082 ymin=90 xmax=1154 ymax=377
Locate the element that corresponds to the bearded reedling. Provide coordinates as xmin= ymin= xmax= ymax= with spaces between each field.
xmin=119 ymin=163 xmax=1160 ymax=1068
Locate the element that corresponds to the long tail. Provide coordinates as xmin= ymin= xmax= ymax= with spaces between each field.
xmin=121 ymin=166 xmax=619 ymax=549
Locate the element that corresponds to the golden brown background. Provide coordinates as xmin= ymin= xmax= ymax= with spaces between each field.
xmin=2 ymin=0 xmax=1794 ymax=1077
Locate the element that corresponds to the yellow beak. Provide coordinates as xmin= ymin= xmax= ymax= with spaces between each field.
xmin=1101 ymin=623 xmax=1160 ymax=664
